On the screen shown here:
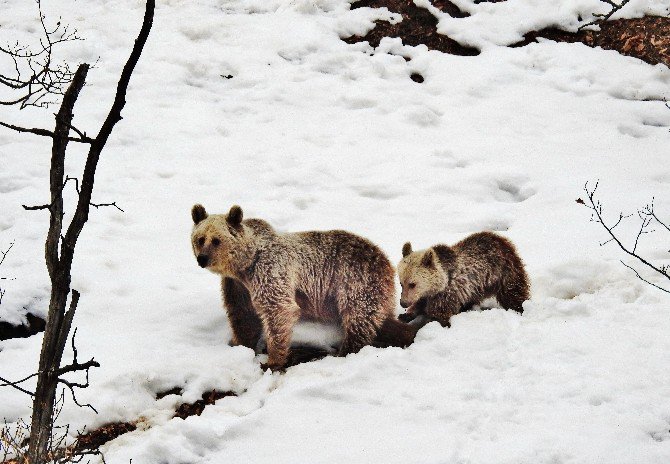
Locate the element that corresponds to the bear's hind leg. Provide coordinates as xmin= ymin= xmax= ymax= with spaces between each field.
xmin=337 ymin=291 xmax=387 ymax=356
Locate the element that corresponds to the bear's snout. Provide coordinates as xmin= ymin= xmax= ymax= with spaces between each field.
xmin=400 ymin=299 xmax=410 ymax=308
xmin=197 ymin=254 xmax=209 ymax=268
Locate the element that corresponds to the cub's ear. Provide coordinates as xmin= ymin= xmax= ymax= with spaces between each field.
xmin=191 ymin=204 xmax=208 ymax=224
xmin=421 ymin=249 xmax=436 ymax=267
xmin=402 ymin=242 xmax=413 ymax=257
xmin=227 ymin=205 xmax=243 ymax=226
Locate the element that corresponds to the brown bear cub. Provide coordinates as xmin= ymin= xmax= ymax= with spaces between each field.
xmin=191 ymin=204 xmax=416 ymax=370
xmin=397 ymin=232 xmax=529 ymax=328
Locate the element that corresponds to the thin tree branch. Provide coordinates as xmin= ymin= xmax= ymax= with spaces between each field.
xmin=23 ymin=203 xmax=52 ymax=211
xmin=0 ymin=371 xmax=38 ymax=387
xmin=58 ymin=379 xmax=98 ymax=414
xmin=93 ymin=0 xmax=155 ymax=148
xmin=582 ymin=181 xmax=670 ymax=291
xmin=0 ymin=375 xmax=35 ymax=396
xmin=621 ymin=261 xmax=670 ymax=294
xmin=89 ymin=201 xmax=124 ymax=212
xmin=63 ymin=121 xmax=91 ymax=142
xmin=640 ymin=197 xmax=670 ymax=234
xmin=60 ymin=0 xmax=154 ymax=267
xmin=0 ymin=242 xmax=14 ymax=267
xmin=0 ymin=0 xmax=82 ymax=109
xmin=0 ymin=242 xmax=14 ymax=306
xmin=632 ymin=214 xmax=653 ymax=254
xmin=579 ymin=0 xmax=631 ymax=31
xmin=0 ymin=120 xmax=93 ymax=143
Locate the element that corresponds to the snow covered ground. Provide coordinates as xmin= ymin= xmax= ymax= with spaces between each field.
xmin=1 ymin=0 xmax=670 ymax=463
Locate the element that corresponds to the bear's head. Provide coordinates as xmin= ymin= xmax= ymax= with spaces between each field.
xmin=397 ymin=242 xmax=449 ymax=308
xmin=190 ymin=204 xmax=245 ymax=276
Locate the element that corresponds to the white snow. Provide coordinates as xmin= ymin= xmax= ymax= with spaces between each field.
xmin=1 ymin=0 xmax=670 ymax=463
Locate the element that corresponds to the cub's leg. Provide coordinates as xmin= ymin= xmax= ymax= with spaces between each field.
xmin=408 ymin=314 xmax=430 ymax=328
xmin=254 ymin=294 xmax=300 ymax=371
xmin=398 ymin=312 xmax=416 ymax=323
xmin=424 ymin=292 xmax=462 ymax=328
xmin=221 ymin=278 xmax=262 ymax=349
xmin=496 ymin=269 xmax=530 ymax=313
xmin=374 ymin=317 xmax=418 ymax=348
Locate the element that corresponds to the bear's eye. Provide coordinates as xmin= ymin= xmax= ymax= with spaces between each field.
xmin=197 ymin=237 xmax=205 ymax=247
xmin=211 ymin=237 xmax=221 ymax=247
xmin=408 ymin=283 xmax=416 ymax=289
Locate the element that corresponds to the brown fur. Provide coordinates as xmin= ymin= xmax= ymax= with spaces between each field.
xmin=191 ymin=204 xmax=416 ymax=370
xmin=398 ymin=232 xmax=530 ymax=327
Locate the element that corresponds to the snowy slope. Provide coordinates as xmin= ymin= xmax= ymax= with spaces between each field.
xmin=1 ymin=0 xmax=670 ymax=463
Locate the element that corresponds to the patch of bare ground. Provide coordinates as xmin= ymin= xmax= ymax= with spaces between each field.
xmin=343 ymin=0 xmax=480 ymax=56
xmin=0 ymin=314 xmax=46 ymax=341
xmin=343 ymin=1 xmax=669 ymax=68
xmin=516 ymin=16 xmax=670 ymax=68
xmin=174 ymin=390 xmax=237 ymax=419
xmin=1 ymin=390 xmax=242 ymax=462
xmin=0 ymin=421 xmax=137 ymax=464
xmin=74 ymin=422 xmax=137 ymax=452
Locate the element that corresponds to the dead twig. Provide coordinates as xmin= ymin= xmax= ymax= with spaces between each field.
xmin=0 ymin=242 xmax=15 ymax=306
xmin=0 ymin=120 xmax=93 ymax=144
xmin=580 ymin=181 xmax=670 ymax=293
xmin=579 ymin=0 xmax=632 ymax=31
xmin=0 ymin=0 xmax=82 ymax=109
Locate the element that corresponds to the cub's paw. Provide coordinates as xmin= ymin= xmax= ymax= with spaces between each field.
xmin=398 ymin=312 xmax=416 ymax=323
xmin=260 ymin=362 xmax=286 ymax=373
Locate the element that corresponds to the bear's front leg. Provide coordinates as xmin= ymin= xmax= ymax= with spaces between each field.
xmin=425 ymin=291 xmax=462 ymax=328
xmin=222 ymin=278 xmax=263 ymax=349
xmin=254 ymin=297 xmax=300 ymax=371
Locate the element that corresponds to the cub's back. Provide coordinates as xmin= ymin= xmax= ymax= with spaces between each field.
xmin=453 ymin=231 xmax=523 ymax=272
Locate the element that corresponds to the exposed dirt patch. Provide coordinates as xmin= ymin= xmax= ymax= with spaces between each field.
xmin=343 ymin=0 xmax=480 ymax=56
xmin=155 ymin=386 xmax=183 ymax=400
xmin=174 ymin=390 xmax=237 ymax=419
xmin=516 ymin=16 xmax=670 ymax=68
xmin=428 ymin=0 xmax=469 ymax=19
xmin=410 ymin=72 xmax=425 ymax=83
xmin=0 ymin=313 xmax=46 ymax=341
xmin=343 ymin=1 xmax=669 ymax=68
xmin=74 ymin=422 xmax=137 ymax=452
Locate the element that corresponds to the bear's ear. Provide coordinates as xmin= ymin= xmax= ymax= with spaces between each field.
xmin=227 ymin=205 xmax=243 ymax=226
xmin=402 ymin=242 xmax=413 ymax=257
xmin=421 ymin=249 xmax=436 ymax=267
xmin=191 ymin=204 xmax=208 ymax=224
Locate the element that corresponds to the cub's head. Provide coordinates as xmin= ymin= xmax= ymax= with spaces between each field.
xmin=397 ymin=242 xmax=449 ymax=308
xmin=190 ymin=204 xmax=245 ymax=275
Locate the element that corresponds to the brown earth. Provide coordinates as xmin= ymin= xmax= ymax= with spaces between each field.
xmin=344 ymin=0 xmax=670 ymax=68
xmin=343 ymin=0 xmax=479 ymax=55
xmin=174 ymin=390 xmax=237 ymax=419
xmin=515 ymin=16 xmax=670 ymax=67
xmin=0 ymin=313 xmax=45 ymax=341
xmin=74 ymin=422 xmax=137 ymax=452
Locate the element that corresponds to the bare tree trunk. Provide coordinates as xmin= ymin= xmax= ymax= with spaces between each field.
xmin=27 ymin=64 xmax=88 ymax=464
xmin=25 ymin=1 xmax=155 ymax=461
